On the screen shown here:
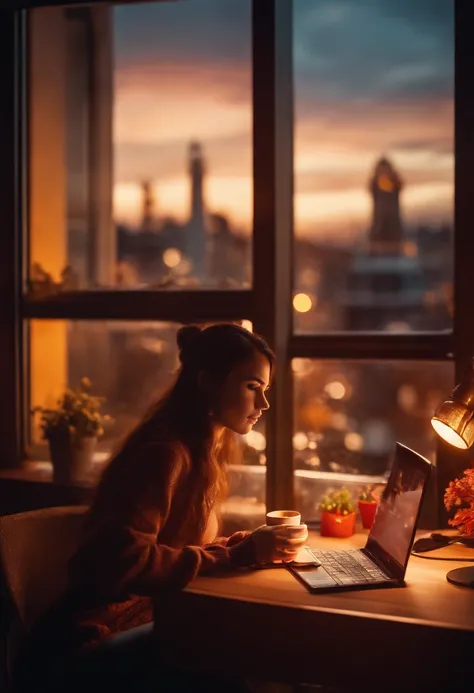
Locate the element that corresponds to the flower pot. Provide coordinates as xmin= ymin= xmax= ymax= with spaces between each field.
xmin=320 ymin=511 xmax=356 ymax=538
xmin=358 ymin=500 xmax=378 ymax=529
xmin=49 ymin=435 xmax=97 ymax=484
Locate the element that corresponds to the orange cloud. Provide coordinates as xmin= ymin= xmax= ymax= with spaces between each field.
xmin=114 ymin=61 xmax=251 ymax=145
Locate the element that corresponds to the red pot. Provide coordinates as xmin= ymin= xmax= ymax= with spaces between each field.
xmin=358 ymin=500 xmax=378 ymax=529
xmin=320 ymin=511 xmax=356 ymax=538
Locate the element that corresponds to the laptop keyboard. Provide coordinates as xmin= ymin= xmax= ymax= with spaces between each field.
xmin=308 ymin=548 xmax=391 ymax=585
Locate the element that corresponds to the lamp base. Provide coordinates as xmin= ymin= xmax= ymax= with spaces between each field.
xmin=446 ymin=566 xmax=474 ymax=588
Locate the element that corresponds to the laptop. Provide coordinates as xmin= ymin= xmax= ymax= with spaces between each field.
xmin=290 ymin=442 xmax=432 ymax=593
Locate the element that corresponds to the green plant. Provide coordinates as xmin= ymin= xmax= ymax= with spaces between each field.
xmin=320 ymin=488 xmax=354 ymax=515
xmin=359 ymin=485 xmax=378 ymax=502
xmin=32 ymin=377 xmax=113 ymax=442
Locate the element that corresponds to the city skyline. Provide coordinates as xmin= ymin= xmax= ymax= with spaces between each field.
xmin=112 ymin=0 xmax=453 ymax=241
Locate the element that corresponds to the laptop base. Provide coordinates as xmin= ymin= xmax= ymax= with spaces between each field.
xmin=290 ymin=564 xmax=404 ymax=594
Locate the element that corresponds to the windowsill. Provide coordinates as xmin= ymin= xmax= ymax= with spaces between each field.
xmin=0 ymin=460 xmax=392 ymax=531
xmin=294 ymin=468 xmax=387 ymax=484
xmin=0 ymin=459 xmax=103 ymax=486
xmin=0 ymin=459 xmax=387 ymax=495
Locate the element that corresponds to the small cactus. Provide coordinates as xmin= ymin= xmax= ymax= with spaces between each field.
xmin=359 ymin=485 xmax=378 ymax=502
xmin=320 ymin=488 xmax=354 ymax=515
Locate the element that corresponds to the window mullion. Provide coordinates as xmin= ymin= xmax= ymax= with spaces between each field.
xmin=453 ymin=0 xmax=474 ymax=382
xmin=22 ymin=289 xmax=254 ymax=322
xmin=291 ymin=332 xmax=453 ymax=361
xmin=435 ymin=0 xmax=474 ymax=527
xmin=251 ymin=0 xmax=294 ymax=512
xmin=87 ymin=5 xmax=115 ymax=288
xmin=0 ymin=9 xmax=23 ymax=469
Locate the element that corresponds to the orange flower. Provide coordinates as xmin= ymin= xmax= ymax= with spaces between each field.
xmin=449 ymin=508 xmax=474 ymax=536
xmin=444 ymin=468 xmax=474 ymax=537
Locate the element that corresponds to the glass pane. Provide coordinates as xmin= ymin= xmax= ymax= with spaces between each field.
xmin=292 ymin=359 xmax=453 ymax=522
xmin=29 ymin=320 xmax=265 ymax=528
xmin=293 ymin=1 xmax=453 ymax=332
xmin=28 ymin=1 xmax=252 ymax=293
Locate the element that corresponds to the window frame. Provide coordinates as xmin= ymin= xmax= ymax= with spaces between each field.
xmin=1 ymin=0 xmax=471 ymax=529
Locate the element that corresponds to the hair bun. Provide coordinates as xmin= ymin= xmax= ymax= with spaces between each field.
xmin=177 ymin=325 xmax=202 ymax=364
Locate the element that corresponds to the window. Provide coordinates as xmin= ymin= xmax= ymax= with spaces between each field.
xmin=2 ymin=0 xmax=472 ymax=532
xmin=28 ymin=1 xmax=252 ymax=294
xmin=291 ymin=0 xmax=457 ymax=518
xmin=293 ymin=359 xmax=453 ymax=522
xmin=293 ymin=0 xmax=454 ymax=335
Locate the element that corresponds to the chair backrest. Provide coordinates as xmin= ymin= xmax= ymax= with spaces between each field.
xmin=0 ymin=505 xmax=88 ymax=630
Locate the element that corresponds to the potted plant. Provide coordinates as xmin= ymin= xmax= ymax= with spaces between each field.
xmin=320 ymin=488 xmax=356 ymax=538
xmin=32 ymin=377 xmax=113 ymax=484
xmin=358 ymin=485 xmax=379 ymax=529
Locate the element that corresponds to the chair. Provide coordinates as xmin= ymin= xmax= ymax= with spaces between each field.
xmin=0 ymin=505 xmax=88 ymax=691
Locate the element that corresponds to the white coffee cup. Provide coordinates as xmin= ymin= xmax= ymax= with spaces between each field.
xmin=266 ymin=510 xmax=301 ymax=526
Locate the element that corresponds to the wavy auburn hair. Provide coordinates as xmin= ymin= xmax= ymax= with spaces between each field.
xmin=99 ymin=323 xmax=275 ymax=542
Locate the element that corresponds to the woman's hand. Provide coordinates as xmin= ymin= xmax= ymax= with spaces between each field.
xmin=250 ymin=524 xmax=308 ymax=564
xmin=226 ymin=530 xmax=252 ymax=547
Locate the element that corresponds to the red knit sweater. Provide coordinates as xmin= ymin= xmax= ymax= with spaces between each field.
xmin=29 ymin=441 xmax=256 ymax=654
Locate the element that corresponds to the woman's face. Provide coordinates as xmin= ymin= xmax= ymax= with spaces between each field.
xmin=212 ymin=350 xmax=271 ymax=435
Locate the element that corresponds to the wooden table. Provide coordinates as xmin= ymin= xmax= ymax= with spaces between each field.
xmin=154 ymin=531 xmax=474 ymax=692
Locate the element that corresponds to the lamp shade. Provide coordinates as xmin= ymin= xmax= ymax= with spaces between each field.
xmin=430 ymin=358 xmax=474 ymax=449
xmin=431 ymin=400 xmax=474 ymax=449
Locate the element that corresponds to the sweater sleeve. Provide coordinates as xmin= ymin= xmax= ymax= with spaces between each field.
xmin=68 ymin=443 xmax=256 ymax=597
xmin=206 ymin=531 xmax=253 ymax=548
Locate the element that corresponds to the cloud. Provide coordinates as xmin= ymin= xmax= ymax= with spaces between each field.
xmin=295 ymin=96 xmax=453 ymax=166
xmin=294 ymin=0 xmax=453 ymax=103
xmin=389 ymin=138 xmax=453 ymax=155
xmin=114 ymin=62 xmax=251 ymax=147
xmin=114 ymin=0 xmax=251 ymax=66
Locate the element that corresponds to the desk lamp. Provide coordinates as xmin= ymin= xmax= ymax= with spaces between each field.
xmin=431 ymin=357 xmax=474 ymax=587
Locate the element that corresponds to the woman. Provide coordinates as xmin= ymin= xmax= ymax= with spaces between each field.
xmin=15 ymin=323 xmax=307 ymax=693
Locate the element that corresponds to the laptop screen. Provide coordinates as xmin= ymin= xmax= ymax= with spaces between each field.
xmin=366 ymin=442 xmax=432 ymax=576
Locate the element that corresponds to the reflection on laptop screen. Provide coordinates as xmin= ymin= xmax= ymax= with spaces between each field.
xmin=368 ymin=444 xmax=429 ymax=567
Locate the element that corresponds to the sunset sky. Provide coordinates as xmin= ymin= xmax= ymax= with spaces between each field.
xmin=112 ymin=0 xmax=453 ymax=242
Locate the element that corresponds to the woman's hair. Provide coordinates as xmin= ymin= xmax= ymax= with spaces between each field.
xmin=99 ymin=323 xmax=274 ymax=541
